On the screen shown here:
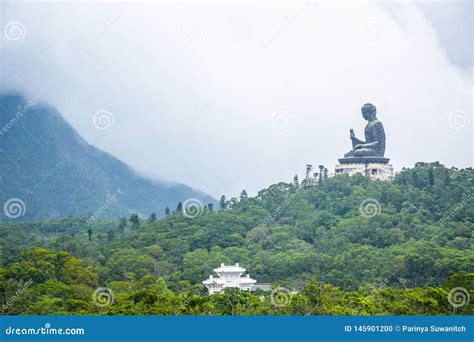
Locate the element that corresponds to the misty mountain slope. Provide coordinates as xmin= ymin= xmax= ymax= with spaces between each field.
xmin=0 ymin=93 xmax=216 ymax=221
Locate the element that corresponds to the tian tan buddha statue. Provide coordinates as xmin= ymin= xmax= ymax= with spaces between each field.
xmin=344 ymin=103 xmax=386 ymax=158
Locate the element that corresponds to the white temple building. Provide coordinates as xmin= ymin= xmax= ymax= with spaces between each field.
xmin=202 ymin=263 xmax=257 ymax=294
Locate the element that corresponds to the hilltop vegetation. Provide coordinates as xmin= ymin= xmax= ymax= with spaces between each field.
xmin=1 ymin=162 xmax=473 ymax=315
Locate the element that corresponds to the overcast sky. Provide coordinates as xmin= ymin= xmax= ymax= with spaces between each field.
xmin=1 ymin=0 xmax=472 ymax=198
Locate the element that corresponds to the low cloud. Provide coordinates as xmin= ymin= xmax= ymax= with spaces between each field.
xmin=1 ymin=1 xmax=471 ymax=197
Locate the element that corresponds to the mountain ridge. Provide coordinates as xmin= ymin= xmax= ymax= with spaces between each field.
xmin=0 ymin=93 xmax=217 ymax=221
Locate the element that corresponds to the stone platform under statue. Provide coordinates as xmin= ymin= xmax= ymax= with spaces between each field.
xmin=335 ymin=103 xmax=394 ymax=181
xmin=338 ymin=157 xmax=390 ymax=165
xmin=335 ymin=157 xmax=394 ymax=181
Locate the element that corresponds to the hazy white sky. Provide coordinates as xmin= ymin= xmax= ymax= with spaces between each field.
xmin=1 ymin=1 xmax=472 ymax=198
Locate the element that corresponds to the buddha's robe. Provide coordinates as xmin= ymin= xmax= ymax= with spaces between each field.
xmin=345 ymin=119 xmax=386 ymax=157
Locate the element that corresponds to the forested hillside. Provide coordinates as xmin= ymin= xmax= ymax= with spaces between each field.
xmin=0 ymin=93 xmax=216 ymax=221
xmin=1 ymin=162 xmax=473 ymax=315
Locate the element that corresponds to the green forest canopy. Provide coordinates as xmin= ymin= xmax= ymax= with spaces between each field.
xmin=1 ymin=162 xmax=473 ymax=315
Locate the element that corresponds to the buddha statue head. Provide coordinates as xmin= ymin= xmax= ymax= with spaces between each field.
xmin=361 ymin=103 xmax=376 ymax=121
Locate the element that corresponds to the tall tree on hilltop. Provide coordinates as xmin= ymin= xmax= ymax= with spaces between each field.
xmin=293 ymin=175 xmax=299 ymax=188
xmin=428 ymin=167 xmax=435 ymax=186
xmin=304 ymin=164 xmax=313 ymax=187
xmin=118 ymin=217 xmax=127 ymax=233
xmin=227 ymin=197 xmax=238 ymax=209
xmin=305 ymin=164 xmax=313 ymax=179
xmin=129 ymin=213 xmax=140 ymax=229
xmin=319 ymin=165 xmax=325 ymax=184
xmin=220 ymin=195 xmax=227 ymax=210
xmin=148 ymin=213 xmax=157 ymax=223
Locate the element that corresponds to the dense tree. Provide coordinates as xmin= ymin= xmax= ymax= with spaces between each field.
xmin=0 ymin=163 xmax=472 ymax=316
xmin=293 ymin=175 xmax=299 ymax=188
xmin=148 ymin=213 xmax=157 ymax=223
xmin=86 ymin=229 xmax=93 ymax=241
xmin=118 ymin=218 xmax=127 ymax=233
xmin=129 ymin=214 xmax=140 ymax=229
xmin=107 ymin=231 xmax=115 ymax=242
xmin=304 ymin=164 xmax=313 ymax=187
xmin=219 ymin=196 xmax=227 ymax=210
xmin=318 ymin=165 xmax=324 ymax=184
xmin=429 ymin=167 xmax=435 ymax=186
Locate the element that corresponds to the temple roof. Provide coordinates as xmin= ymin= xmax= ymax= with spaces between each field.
xmin=239 ymin=276 xmax=257 ymax=284
xmin=202 ymin=275 xmax=225 ymax=285
xmin=213 ymin=263 xmax=246 ymax=273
